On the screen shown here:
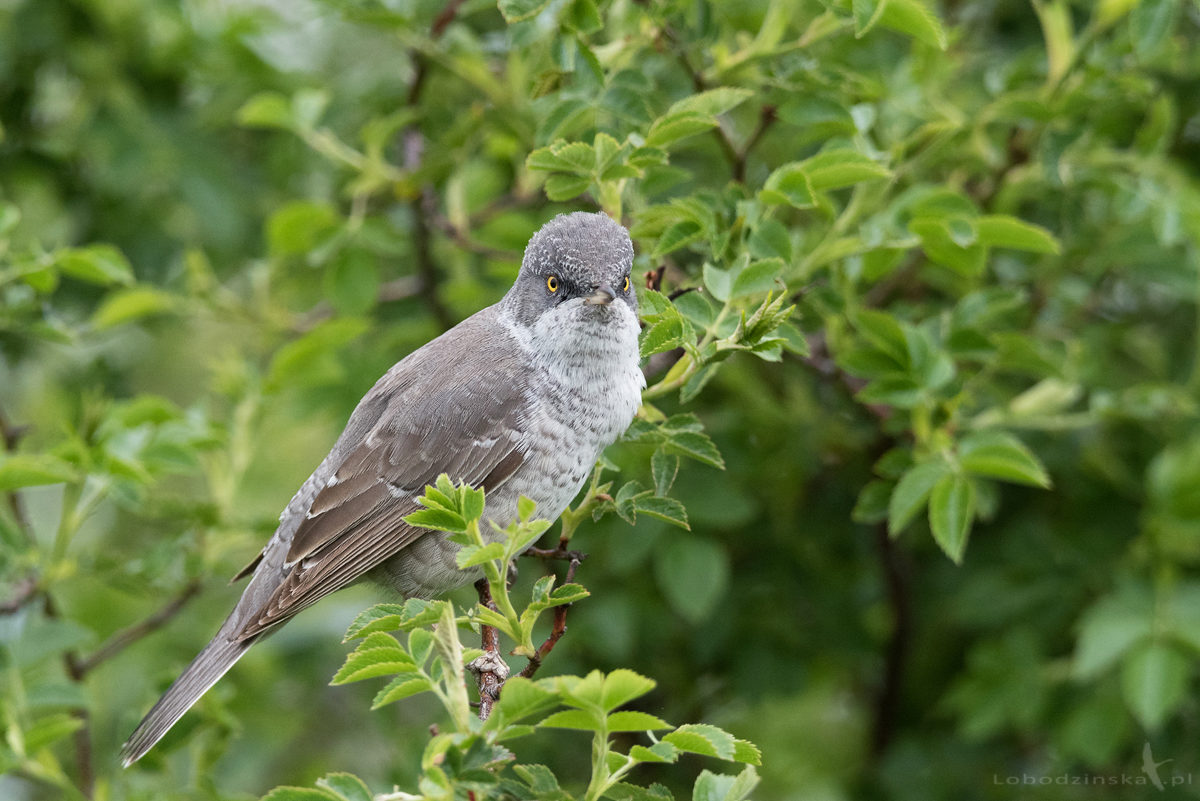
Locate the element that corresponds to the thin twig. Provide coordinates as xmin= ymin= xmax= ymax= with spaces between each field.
xmin=73 ymin=579 xmax=203 ymax=677
xmin=0 ymin=575 xmax=39 ymax=614
xmin=518 ymin=552 xmax=583 ymax=680
xmin=0 ymin=403 xmax=32 ymax=534
xmin=871 ymin=520 xmax=911 ymax=757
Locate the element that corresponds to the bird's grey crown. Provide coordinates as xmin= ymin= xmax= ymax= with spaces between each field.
xmin=503 ymin=211 xmax=636 ymax=327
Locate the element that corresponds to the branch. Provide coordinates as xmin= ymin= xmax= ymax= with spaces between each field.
xmin=0 ymin=403 xmax=33 ymax=535
xmin=468 ymin=579 xmax=508 ymax=720
xmin=870 ymin=520 xmax=911 ymax=757
xmin=294 ymin=275 xmax=422 ymax=332
xmin=518 ymin=547 xmax=584 ymax=680
xmin=0 ymin=575 xmax=39 ymax=615
xmin=72 ymin=579 xmax=203 ymax=677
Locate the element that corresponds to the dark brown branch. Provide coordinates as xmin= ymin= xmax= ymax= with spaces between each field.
xmin=73 ymin=579 xmax=203 ymax=677
xmin=468 ymin=579 xmax=508 ymax=721
xmin=518 ymin=550 xmax=583 ymax=680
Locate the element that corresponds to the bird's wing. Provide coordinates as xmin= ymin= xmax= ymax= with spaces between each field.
xmin=236 ymin=333 xmax=533 ymax=639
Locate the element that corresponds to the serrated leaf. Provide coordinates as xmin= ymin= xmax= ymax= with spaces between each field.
xmin=317 ymin=773 xmax=373 ymax=801
xmin=634 ymin=495 xmax=690 ymax=529
xmin=371 ymin=676 xmax=433 ymax=708
xmin=544 ymin=174 xmax=592 ymax=202
xmin=608 ymin=711 xmax=673 ymax=731
xmin=666 ymin=88 xmax=753 ymax=117
xmin=344 ymin=603 xmax=407 ymax=640
xmin=928 ymin=474 xmax=974 ymax=564
xmin=331 ymin=644 xmax=417 ymax=685
xmin=539 ymin=708 xmax=604 ymax=730
xmin=404 ymin=507 xmax=467 ymax=533
xmin=959 ymin=430 xmax=1051 ymax=488
xmin=664 ymin=724 xmax=737 ymax=759
xmin=641 ymin=315 xmax=691 ymax=359
xmin=652 ymin=448 xmax=680 ymax=495
xmin=665 ymin=430 xmax=725 ymax=469
xmin=457 ymin=542 xmax=506 ymax=568
xmin=601 ymin=669 xmax=657 ymax=711
xmin=703 ymin=262 xmax=734 ymax=303
xmin=653 ymin=220 xmax=704 ymax=258
xmin=802 ymin=149 xmax=891 ymax=191
xmin=888 ymin=459 xmax=951 ymax=536
xmin=646 ymin=112 xmax=719 ymax=149
xmin=494 ymin=677 xmax=559 ymax=724
xmin=732 ymin=740 xmax=762 ymax=765
xmin=629 ymin=741 xmax=681 ymax=764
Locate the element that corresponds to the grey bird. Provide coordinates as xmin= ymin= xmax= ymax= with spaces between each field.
xmin=120 ymin=211 xmax=644 ymax=765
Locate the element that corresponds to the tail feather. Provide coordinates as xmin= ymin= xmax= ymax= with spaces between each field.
xmin=120 ymin=630 xmax=255 ymax=766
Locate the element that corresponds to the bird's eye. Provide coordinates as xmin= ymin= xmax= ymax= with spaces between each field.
xmin=547 ymin=275 xmax=559 ymax=293
xmin=622 ymin=275 xmax=630 ymax=293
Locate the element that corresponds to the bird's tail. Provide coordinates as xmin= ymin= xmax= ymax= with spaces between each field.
xmin=119 ymin=625 xmax=255 ymax=766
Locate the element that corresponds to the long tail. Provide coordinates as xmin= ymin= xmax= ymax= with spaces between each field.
xmin=119 ymin=622 xmax=256 ymax=766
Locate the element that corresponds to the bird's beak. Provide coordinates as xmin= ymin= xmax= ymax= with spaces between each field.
xmin=584 ymin=284 xmax=617 ymax=306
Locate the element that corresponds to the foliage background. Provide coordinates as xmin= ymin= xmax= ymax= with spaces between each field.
xmin=3 ymin=0 xmax=1200 ymax=799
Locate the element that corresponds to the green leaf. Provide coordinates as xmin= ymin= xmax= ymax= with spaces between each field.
xmin=21 ymin=713 xmax=85 ymax=753
xmin=267 ymin=202 xmax=340 ymax=257
xmin=326 ymin=250 xmax=379 ymax=316
xmin=371 ymin=676 xmax=433 ymax=708
xmin=633 ymin=495 xmax=690 ymax=530
xmin=664 ymin=723 xmax=737 ymax=760
xmin=975 ymin=215 xmax=1061 ymax=254
xmin=653 ymin=220 xmax=704 ymax=258
xmin=652 ymin=448 xmax=680 ymax=495
xmin=887 ymin=459 xmax=951 ymax=536
xmin=640 ymin=316 xmax=691 ymax=359
xmin=331 ymin=641 xmax=417 ymax=685
xmin=928 ymin=474 xmax=975 ymax=564
xmin=703 ymin=262 xmax=734 ymax=303
xmin=760 ymin=163 xmax=815 ymax=208
xmin=344 ymin=603 xmax=407 ymax=640
xmin=1130 ymin=0 xmax=1180 ymax=58
xmin=629 ymin=742 xmax=681 ymax=764
xmin=852 ymin=0 xmax=888 ymax=37
xmin=879 ymin=0 xmax=948 ymax=49
xmin=664 ymin=430 xmax=724 ymax=469
xmin=665 ymin=88 xmax=754 ymax=118
xmin=317 ymin=773 xmax=373 ymax=801
xmin=404 ymin=507 xmax=468 ymax=533
xmin=601 ymin=669 xmax=657 ymax=711
xmin=852 ymin=479 xmax=893 ymax=524
xmin=457 ymin=542 xmax=505 ymax=568
xmin=498 ymin=0 xmax=552 ymax=22
xmin=1074 ymin=589 xmax=1154 ymax=679
xmin=544 ymin=174 xmax=592 ymax=202
xmin=260 ymin=789 xmax=339 ymax=801
xmin=0 ymin=454 xmax=79 ymax=491
xmin=958 ymin=430 xmax=1051 ymax=488
xmin=539 ymin=708 xmax=603 ymax=730
xmin=646 ymin=112 xmax=720 ymax=149
xmin=655 ymin=537 xmax=729 ymax=624
xmin=801 ymin=149 xmax=891 ymax=191
xmin=238 ymin=92 xmax=294 ymax=129
xmin=493 ymin=677 xmax=559 ymax=724
xmin=92 ymin=286 xmax=178 ymax=329
xmin=730 ymin=258 xmax=783 ymax=299
xmin=693 ymin=766 xmax=760 ymax=801
xmin=607 ymin=710 xmax=673 ymax=731
xmin=57 ymin=244 xmax=135 ymax=286
xmin=1121 ymin=639 xmax=1189 ymax=730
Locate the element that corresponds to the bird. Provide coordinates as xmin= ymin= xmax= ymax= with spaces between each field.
xmin=120 ymin=211 xmax=645 ymax=765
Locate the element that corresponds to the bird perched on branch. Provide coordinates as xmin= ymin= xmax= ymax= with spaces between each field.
xmin=121 ymin=211 xmax=644 ymax=764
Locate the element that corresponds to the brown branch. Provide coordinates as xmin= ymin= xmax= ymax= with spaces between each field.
xmin=429 ymin=212 xmax=523 ymax=261
xmin=73 ymin=579 xmax=203 ymax=677
xmin=518 ymin=550 xmax=584 ymax=680
xmin=468 ymin=579 xmax=508 ymax=721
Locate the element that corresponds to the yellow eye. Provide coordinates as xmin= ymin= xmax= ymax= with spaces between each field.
xmin=622 ymin=275 xmax=630 ymax=292
xmin=547 ymin=275 xmax=559 ymax=293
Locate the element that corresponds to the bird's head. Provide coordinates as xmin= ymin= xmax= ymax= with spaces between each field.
xmin=503 ymin=211 xmax=638 ymax=330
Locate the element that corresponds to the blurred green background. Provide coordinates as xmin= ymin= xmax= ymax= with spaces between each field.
xmin=3 ymin=0 xmax=1200 ymax=799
